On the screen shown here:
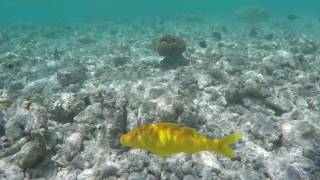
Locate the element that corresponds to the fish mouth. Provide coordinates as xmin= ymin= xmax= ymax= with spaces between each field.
xmin=119 ymin=135 xmax=127 ymax=145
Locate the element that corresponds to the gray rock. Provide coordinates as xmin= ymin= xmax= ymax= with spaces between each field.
xmin=282 ymin=120 xmax=320 ymax=148
xmin=240 ymin=71 xmax=270 ymax=99
xmin=156 ymin=103 xmax=179 ymax=121
xmin=226 ymin=80 xmax=269 ymax=105
xmin=64 ymin=132 xmax=83 ymax=155
xmin=182 ymin=161 xmax=193 ymax=174
xmin=95 ymin=164 xmax=119 ymax=179
xmin=74 ymin=103 xmax=103 ymax=124
xmin=45 ymin=128 xmax=63 ymax=151
xmin=57 ymin=65 xmax=87 ymax=86
xmin=85 ymin=87 xmax=107 ymax=105
xmin=225 ymin=82 xmax=242 ymax=104
xmin=136 ymin=100 xmax=157 ymax=125
xmin=260 ymin=159 xmax=284 ymax=179
xmin=148 ymin=158 xmax=162 ymax=177
xmin=183 ymin=175 xmax=196 ymax=180
xmin=20 ymin=77 xmax=56 ymax=96
xmin=231 ymin=166 xmax=266 ymax=180
xmin=290 ymin=109 xmax=306 ymax=122
xmin=128 ymin=172 xmax=146 ymax=180
xmin=167 ymin=155 xmax=191 ymax=178
xmin=25 ymin=103 xmax=48 ymax=140
xmin=291 ymin=37 xmax=318 ymax=54
xmin=198 ymin=166 xmax=216 ymax=180
xmin=303 ymin=139 xmax=320 ymax=169
xmin=174 ymin=69 xmax=198 ymax=88
xmin=262 ymin=50 xmax=296 ymax=69
xmin=285 ymin=165 xmax=305 ymax=180
xmin=241 ymin=97 xmax=271 ymax=114
xmin=52 ymin=132 xmax=83 ymax=166
xmin=251 ymin=117 xmax=282 ymax=150
xmin=0 ymin=110 xmax=5 ymax=136
xmin=123 ymin=151 xmax=147 ymax=172
xmin=308 ymin=95 xmax=320 ymax=111
xmin=155 ymin=96 xmax=185 ymax=122
xmin=45 ymin=92 xmax=86 ymax=123
xmin=209 ymin=67 xmax=228 ymax=82
xmin=55 ymin=169 xmax=78 ymax=180
xmin=192 ymin=152 xmax=222 ymax=175
xmin=70 ymin=153 xmax=91 ymax=170
xmin=265 ymin=96 xmax=293 ymax=115
xmin=26 ymin=155 xmax=57 ymax=179
xmin=101 ymin=92 xmax=127 ymax=149
xmin=105 ymin=176 xmax=118 ymax=180
xmin=146 ymin=174 xmax=157 ymax=180
xmin=77 ymin=168 xmax=95 ymax=180
xmin=241 ymin=80 xmax=270 ymax=99
xmin=0 ymin=159 xmax=24 ymax=180
xmin=0 ymin=76 xmax=7 ymax=89
xmin=161 ymin=171 xmax=171 ymax=180
xmin=177 ymin=104 xmax=200 ymax=127
xmin=5 ymin=101 xmax=48 ymax=141
xmin=5 ymin=108 xmax=28 ymax=140
xmin=0 ymin=137 xmax=28 ymax=158
xmin=12 ymin=141 xmax=46 ymax=169
xmin=303 ymin=143 xmax=320 ymax=179
xmin=113 ymin=56 xmax=131 ymax=67
xmin=146 ymin=86 xmax=166 ymax=99
xmin=7 ymin=80 xmax=24 ymax=95
xmin=21 ymin=78 xmax=49 ymax=94
xmin=169 ymin=173 xmax=180 ymax=180
xmin=205 ymin=87 xmax=221 ymax=101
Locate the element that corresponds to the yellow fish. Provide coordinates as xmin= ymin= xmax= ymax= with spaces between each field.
xmin=120 ymin=123 xmax=243 ymax=158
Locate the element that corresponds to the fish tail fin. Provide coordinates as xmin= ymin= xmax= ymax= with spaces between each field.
xmin=212 ymin=132 xmax=243 ymax=159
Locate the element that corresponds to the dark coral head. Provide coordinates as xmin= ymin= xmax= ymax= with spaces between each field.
xmin=156 ymin=35 xmax=186 ymax=57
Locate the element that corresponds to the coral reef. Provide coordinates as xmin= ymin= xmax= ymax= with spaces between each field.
xmin=156 ymin=35 xmax=188 ymax=69
xmin=44 ymin=92 xmax=86 ymax=123
xmin=0 ymin=15 xmax=320 ymax=179
xmin=57 ymin=64 xmax=88 ymax=87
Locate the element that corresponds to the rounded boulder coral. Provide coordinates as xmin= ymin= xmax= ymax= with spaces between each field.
xmin=156 ymin=35 xmax=186 ymax=57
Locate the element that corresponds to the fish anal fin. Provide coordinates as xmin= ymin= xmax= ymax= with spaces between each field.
xmin=149 ymin=149 xmax=171 ymax=157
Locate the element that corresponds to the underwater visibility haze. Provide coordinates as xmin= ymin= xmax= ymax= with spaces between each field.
xmin=0 ymin=0 xmax=320 ymax=179
xmin=1 ymin=0 xmax=320 ymax=21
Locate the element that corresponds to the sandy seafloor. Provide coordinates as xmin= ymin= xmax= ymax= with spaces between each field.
xmin=0 ymin=14 xmax=320 ymax=180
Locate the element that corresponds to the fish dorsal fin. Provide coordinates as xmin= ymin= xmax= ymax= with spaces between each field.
xmin=157 ymin=122 xmax=181 ymax=126
xmin=154 ymin=123 xmax=182 ymax=129
xmin=156 ymin=123 xmax=197 ymax=132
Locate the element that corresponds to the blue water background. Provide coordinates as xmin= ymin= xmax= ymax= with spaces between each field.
xmin=0 ymin=0 xmax=319 ymax=22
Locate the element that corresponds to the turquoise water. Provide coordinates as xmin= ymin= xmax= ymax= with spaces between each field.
xmin=0 ymin=0 xmax=319 ymax=22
